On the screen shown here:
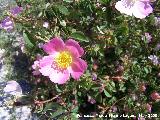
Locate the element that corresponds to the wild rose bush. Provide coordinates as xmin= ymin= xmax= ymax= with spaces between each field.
xmin=1 ymin=0 xmax=160 ymax=119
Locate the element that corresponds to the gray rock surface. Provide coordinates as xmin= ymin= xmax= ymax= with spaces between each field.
xmin=0 ymin=0 xmax=37 ymax=119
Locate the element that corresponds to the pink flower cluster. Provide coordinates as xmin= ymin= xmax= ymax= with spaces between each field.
xmin=32 ymin=38 xmax=87 ymax=84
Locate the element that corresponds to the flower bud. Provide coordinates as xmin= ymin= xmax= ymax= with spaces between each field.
xmin=88 ymin=95 xmax=96 ymax=104
xmin=43 ymin=22 xmax=49 ymax=28
xmin=145 ymin=103 xmax=152 ymax=113
xmin=93 ymin=64 xmax=98 ymax=71
xmin=151 ymin=92 xmax=160 ymax=100
xmin=131 ymin=94 xmax=138 ymax=101
xmin=139 ymin=84 xmax=146 ymax=92
xmin=91 ymin=72 xmax=97 ymax=81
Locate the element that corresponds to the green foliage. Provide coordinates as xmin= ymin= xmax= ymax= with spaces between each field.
xmin=23 ymin=31 xmax=34 ymax=48
xmin=2 ymin=0 xmax=160 ymax=119
xmin=70 ymin=31 xmax=89 ymax=42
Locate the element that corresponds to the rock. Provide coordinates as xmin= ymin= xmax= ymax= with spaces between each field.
xmin=0 ymin=0 xmax=37 ymax=119
xmin=0 ymin=105 xmax=38 ymax=120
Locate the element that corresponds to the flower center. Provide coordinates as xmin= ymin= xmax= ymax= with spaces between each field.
xmin=55 ymin=51 xmax=72 ymax=69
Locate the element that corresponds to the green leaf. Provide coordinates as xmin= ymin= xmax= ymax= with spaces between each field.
xmin=70 ymin=31 xmax=89 ymax=42
xmin=115 ymin=47 xmax=123 ymax=55
xmin=104 ymin=89 xmax=112 ymax=97
xmin=71 ymin=113 xmax=78 ymax=119
xmin=71 ymin=106 xmax=78 ymax=113
xmin=110 ymin=81 xmax=115 ymax=87
xmin=57 ymin=5 xmax=69 ymax=15
xmin=108 ymin=97 xmax=116 ymax=104
xmin=144 ymin=67 xmax=149 ymax=74
xmin=51 ymin=108 xmax=66 ymax=118
xmin=99 ymin=0 xmax=111 ymax=4
xmin=119 ymin=83 xmax=126 ymax=92
xmin=92 ymin=87 xmax=100 ymax=91
xmin=38 ymin=12 xmax=43 ymax=17
xmin=23 ymin=31 xmax=34 ymax=48
xmin=55 ymin=84 xmax=62 ymax=92
xmin=96 ymin=94 xmax=102 ymax=103
xmin=107 ymin=83 xmax=116 ymax=93
xmin=43 ymin=103 xmax=55 ymax=112
xmin=78 ymin=92 xmax=81 ymax=96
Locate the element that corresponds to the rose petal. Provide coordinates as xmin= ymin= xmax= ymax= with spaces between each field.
xmin=32 ymin=60 xmax=40 ymax=69
xmin=49 ymin=69 xmax=70 ymax=84
xmin=133 ymin=1 xmax=153 ymax=19
xmin=69 ymin=58 xmax=87 ymax=79
xmin=33 ymin=70 xmax=41 ymax=75
xmin=65 ymin=45 xmax=80 ymax=58
xmin=39 ymin=55 xmax=54 ymax=67
xmin=39 ymin=65 xmax=53 ymax=76
xmin=115 ymin=1 xmax=133 ymax=16
xmin=65 ymin=39 xmax=84 ymax=57
xmin=39 ymin=55 xmax=55 ymax=76
xmin=115 ymin=0 xmax=153 ymax=19
xmin=42 ymin=37 xmax=65 ymax=54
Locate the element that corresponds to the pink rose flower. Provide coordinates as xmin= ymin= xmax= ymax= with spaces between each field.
xmin=115 ymin=0 xmax=153 ymax=19
xmin=33 ymin=38 xmax=87 ymax=84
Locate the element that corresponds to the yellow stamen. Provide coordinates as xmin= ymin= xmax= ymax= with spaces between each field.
xmin=55 ymin=51 xmax=72 ymax=69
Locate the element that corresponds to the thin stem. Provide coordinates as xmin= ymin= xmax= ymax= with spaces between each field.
xmin=34 ymin=90 xmax=72 ymax=105
xmin=34 ymin=94 xmax=61 ymax=104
